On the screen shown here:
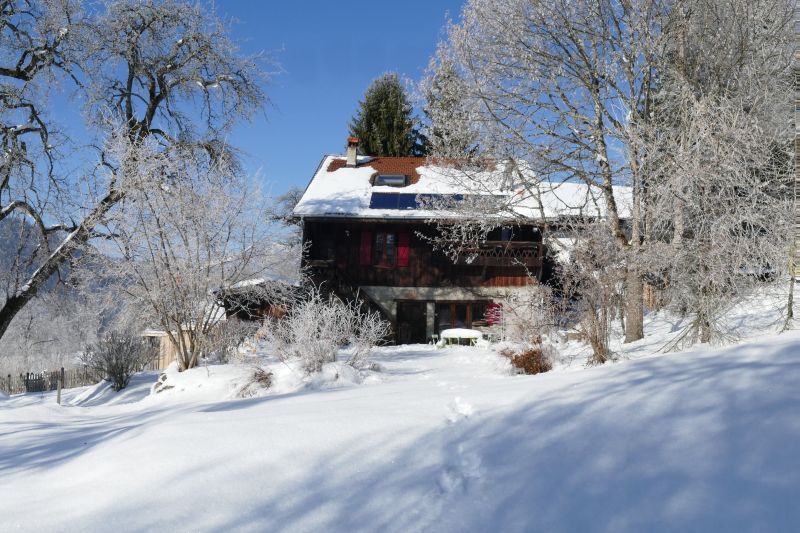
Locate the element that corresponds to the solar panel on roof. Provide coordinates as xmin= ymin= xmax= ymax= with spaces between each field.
xmin=369 ymin=193 xmax=470 ymax=210
xmin=370 ymin=192 xmax=401 ymax=209
xmin=418 ymin=194 xmax=465 ymax=206
xmin=397 ymin=194 xmax=417 ymax=209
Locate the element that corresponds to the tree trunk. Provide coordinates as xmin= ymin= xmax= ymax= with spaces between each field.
xmin=699 ymin=314 xmax=711 ymax=344
xmin=0 ymin=293 xmax=29 ymax=342
xmin=0 ymin=189 xmax=123 ymax=341
xmin=785 ymin=253 xmax=795 ymax=331
xmin=785 ymin=273 xmax=794 ymax=326
xmin=786 ymin=126 xmax=798 ymax=329
xmin=624 ymin=266 xmax=644 ymax=343
xmin=624 ymin=156 xmax=644 ymax=343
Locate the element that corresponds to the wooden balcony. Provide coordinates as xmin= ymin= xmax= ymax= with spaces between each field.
xmin=453 ymin=241 xmax=543 ymax=267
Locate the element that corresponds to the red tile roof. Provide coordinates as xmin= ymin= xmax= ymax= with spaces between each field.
xmin=326 ymin=157 xmax=426 ymax=184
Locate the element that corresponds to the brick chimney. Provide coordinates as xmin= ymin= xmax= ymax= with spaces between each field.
xmin=346 ymin=137 xmax=359 ymax=167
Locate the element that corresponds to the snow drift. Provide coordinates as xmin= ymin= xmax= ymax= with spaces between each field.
xmin=1 ymin=330 xmax=799 ymax=532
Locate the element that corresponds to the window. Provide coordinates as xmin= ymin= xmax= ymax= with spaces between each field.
xmin=435 ymin=301 xmax=493 ymax=332
xmin=373 ymin=232 xmax=396 ymax=267
xmin=455 ymin=304 xmax=468 ymax=327
xmin=487 ymin=226 xmax=514 ymax=241
xmin=438 ymin=305 xmax=452 ymax=328
xmin=385 ymin=233 xmax=396 ymax=265
xmin=436 ymin=303 xmax=468 ymax=331
xmin=471 ymin=302 xmax=488 ymax=327
xmin=361 ymin=230 xmax=410 ymax=268
xmin=374 ymin=174 xmax=408 ymax=187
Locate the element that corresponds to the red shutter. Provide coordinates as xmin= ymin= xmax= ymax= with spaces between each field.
xmin=485 ymin=303 xmax=503 ymax=325
xmin=397 ymin=231 xmax=410 ymax=267
xmin=360 ymin=231 xmax=373 ymax=265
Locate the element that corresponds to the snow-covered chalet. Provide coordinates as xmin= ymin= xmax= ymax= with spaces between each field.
xmin=292 ymin=137 xmax=630 ymax=344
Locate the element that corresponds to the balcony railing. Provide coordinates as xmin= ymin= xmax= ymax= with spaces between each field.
xmin=453 ymin=241 xmax=543 ymax=267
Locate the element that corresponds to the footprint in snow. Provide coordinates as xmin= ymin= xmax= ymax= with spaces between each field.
xmin=437 ymin=443 xmax=485 ymax=495
xmin=445 ymin=396 xmax=474 ymax=423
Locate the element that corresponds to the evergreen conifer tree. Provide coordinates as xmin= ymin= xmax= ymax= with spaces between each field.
xmin=349 ymin=73 xmax=425 ymax=156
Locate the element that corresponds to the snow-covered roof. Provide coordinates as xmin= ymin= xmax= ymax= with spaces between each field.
xmin=141 ymin=329 xmax=168 ymax=337
xmin=228 ymin=274 xmax=300 ymax=290
xmin=292 ymin=155 xmax=631 ymax=222
xmin=141 ymin=303 xmax=227 ymax=336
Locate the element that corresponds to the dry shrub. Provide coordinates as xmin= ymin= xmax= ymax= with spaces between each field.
xmin=500 ymin=339 xmax=553 ymax=375
xmin=251 ymin=367 xmax=273 ymax=388
xmin=238 ymin=366 xmax=273 ymax=398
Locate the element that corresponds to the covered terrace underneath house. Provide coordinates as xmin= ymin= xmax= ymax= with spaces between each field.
xmin=358 ymin=286 xmax=513 ymax=345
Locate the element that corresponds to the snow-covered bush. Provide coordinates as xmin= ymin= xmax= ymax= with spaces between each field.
xmin=557 ymin=225 xmax=626 ymax=365
xmin=495 ymin=285 xmax=556 ymax=374
xmin=201 ymin=320 xmax=260 ymax=364
xmin=498 ymin=284 xmax=557 ymax=347
xmin=342 ymin=306 xmax=390 ymax=370
xmin=259 ymin=289 xmax=389 ymax=374
xmin=81 ymin=332 xmax=156 ymax=391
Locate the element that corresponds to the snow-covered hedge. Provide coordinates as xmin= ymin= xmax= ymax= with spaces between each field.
xmin=258 ymin=289 xmax=389 ymax=374
xmin=81 ymin=332 xmax=156 ymax=391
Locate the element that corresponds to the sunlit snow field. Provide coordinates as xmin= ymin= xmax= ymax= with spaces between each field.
xmin=2 ymin=289 xmax=799 ymax=532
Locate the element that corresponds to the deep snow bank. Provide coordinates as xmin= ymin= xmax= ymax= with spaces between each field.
xmin=1 ymin=333 xmax=798 ymax=532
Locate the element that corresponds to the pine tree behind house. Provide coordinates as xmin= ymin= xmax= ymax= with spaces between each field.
xmin=349 ymin=73 xmax=424 ymax=156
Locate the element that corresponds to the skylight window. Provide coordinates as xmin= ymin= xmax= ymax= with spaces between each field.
xmin=373 ymin=174 xmax=408 ymax=187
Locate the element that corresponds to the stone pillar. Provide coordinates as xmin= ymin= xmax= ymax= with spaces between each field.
xmin=426 ymin=301 xmax=436 ymax=341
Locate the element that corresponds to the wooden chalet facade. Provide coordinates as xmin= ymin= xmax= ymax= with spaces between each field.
xmin=293 ymin=138 xmax=629 ymax=344
xmin=303 ymin=218 xmax=544 ymax=343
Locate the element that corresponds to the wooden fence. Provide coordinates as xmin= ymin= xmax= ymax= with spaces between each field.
xmin=0 ymin=366 xmax=99 ymax=396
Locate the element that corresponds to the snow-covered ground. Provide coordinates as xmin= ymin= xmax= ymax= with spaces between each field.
xmin=2 ymin=300 xmax=799 ymax=532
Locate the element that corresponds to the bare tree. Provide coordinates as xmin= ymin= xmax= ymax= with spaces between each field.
xmin=0 ymin=0 xmax=85 ymax=339
xmin=496 ymin=282 xmax=558 ymax=344
xmin=423 ymin=0 xmax=669 ymax=343
xmin=425 ymin=0 xmax=793 ymax=354
xmin=560 ymin=223 xmax=627 ymax=363
xmin=0 ymin=286 xmax=103 ymax=373
xmin=0 ymin=0 xmax=266 ymax=343
xmin=642 ymin=0 xmax=793 ymax=345
xmin=101 ymin=139 xmax=295 ymax=371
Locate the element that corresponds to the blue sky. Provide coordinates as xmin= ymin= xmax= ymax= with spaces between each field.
xmin=216 ymin=0 xmax=466 ymax=198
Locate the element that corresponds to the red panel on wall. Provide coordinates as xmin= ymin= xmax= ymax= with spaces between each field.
xmin=397 ymin=231 xmax=410 ymax=267
xmin=360 ymin=231 xmax=373 ymax=265
xmin=485 ymin=302 xmax=503 ymax=325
